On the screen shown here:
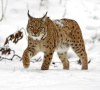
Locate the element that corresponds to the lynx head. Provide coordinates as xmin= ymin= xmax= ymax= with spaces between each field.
xmin=27 ymin=10 xmax=48 ymax=40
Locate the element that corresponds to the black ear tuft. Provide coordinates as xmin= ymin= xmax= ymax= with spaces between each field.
xmin=42 ymin=11 xmax=48 ymax=22
xmin=45 ymin=11 xmax=48 ymax=16
xmin=27 ymin=10 xmax=29 ymax=15
xmin=27 ymin=10 xmax=32 ymax=20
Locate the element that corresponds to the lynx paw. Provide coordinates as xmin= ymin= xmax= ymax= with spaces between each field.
xmin=41 ymin=66 xmax=49 ymax=70
xmin=82 ymin=65 xmax=88 ymax=70
xmin=23 ymin=62 xmax=30 ymax=68
xmin=23 ymin=58 xmax=30 ymax=68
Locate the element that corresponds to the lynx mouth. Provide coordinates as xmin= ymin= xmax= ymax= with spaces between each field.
xmin=32 ymin=34 xmax=39 ymax=37
xmin=31 ymin=34 xmax=43 ymax=40
xmin=31 ymin=33 xmax=47 ymax=40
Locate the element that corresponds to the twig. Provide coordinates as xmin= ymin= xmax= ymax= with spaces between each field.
xmin=39 ymin=0 xmax=43 ymax=10
xmin=31 ymin=57 xmax=42 ymax=63
xmin=63 ymin=8 xmax=66 ymax=18
xmin=62 ymin=1 xmax=67 ymax=18
xmin=59 ymin=0 xmax=62 ymax=4
xmin=0 ymin=49 xmax=22 ymax=61
xmin=77 ymin=59 xmax=91 ymax=65
xmin=20 ymin=27 xmax=28 ymax=40
xmin=0 ymin=0 xmax=3 ymax=21
xmin=0 ymin=0 xmax=8 ymax=22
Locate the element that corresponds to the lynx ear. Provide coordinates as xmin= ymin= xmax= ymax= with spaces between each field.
xmin=42 ymin=12 xmax=48 ymax=22
xmin=27 ymin=10 xmax=33 ymax=20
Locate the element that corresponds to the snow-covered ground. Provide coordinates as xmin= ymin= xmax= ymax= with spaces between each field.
xmin=0 ymin=0 xmax=100 ymax=90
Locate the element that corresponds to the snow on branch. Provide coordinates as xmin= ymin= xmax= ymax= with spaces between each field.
xmin=0 ymin=46 xmax=22 ymax=61
xmin=0 ymin=27 xmax=42 ymax=63
xmin=4 ymin=29 xmax=23 ymax=45
xmin=0 ymin=27 xmax=24 ymax=61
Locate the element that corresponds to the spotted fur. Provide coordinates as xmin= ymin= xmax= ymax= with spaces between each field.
xmin=23 ymin=11 xmax=88 ymax=70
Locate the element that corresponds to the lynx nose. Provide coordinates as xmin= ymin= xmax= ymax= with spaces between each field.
xmin=34 ymin=33 xmax=37 ymax=36
xmin=34 ymin=32 xmax=37 ymax=35
xmin=32 ymin=33 xmax=38 ymax=37
xmin=32 ymin=29 xmax=39 ymax=37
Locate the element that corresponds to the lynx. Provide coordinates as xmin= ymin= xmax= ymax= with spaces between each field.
xmin=23 ymin=11 xmax=88 ymax=70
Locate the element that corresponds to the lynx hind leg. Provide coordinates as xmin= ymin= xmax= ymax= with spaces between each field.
xmin=71 ymin=41 xmax=88 ymax=70
xmin=69 ymin=21 xmax=88 ymax=70
xmin=56 ymin=43 xmax=69 ymax=70
xmin=58 ymin=52 xmax=69 ymax=70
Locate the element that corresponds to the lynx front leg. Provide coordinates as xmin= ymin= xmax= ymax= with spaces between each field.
xmin=41 ymin=52 xmax=54 ymax=70
xmin=23 ymin=47 xmax=37 ymax=68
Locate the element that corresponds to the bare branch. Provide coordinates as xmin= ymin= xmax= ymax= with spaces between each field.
xmin=0 ymin=0 xmax=8 ymax=22
xmin=39 ymin=0 xmax=43 ymax=10
xmin=0 ymin=0 xmax=3 ymax=21
xmin=30 ymin=57 xmax=42 ymax=63
xmin=39 ymin=0 xmax=48 ymax=10
xmin=0 ymin=47 xmax=22 ymax=61
xmin=59 ymin=0 xmax=62 ymax=4
xmin=62 ymin=8 xmax=66 ymax=18
xmin=77 ymin=59 xmax=91 ymax=65
xmin=62 ymin=1 xmax=67 ymax=18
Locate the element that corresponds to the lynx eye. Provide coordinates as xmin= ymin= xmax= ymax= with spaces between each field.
xmin=29 ymin=26 xmax=34 ymax=30
xmin=38 ymin=27 xmax=44 ymax=30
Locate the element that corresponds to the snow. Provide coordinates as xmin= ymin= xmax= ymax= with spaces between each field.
xmin=53 ymin=20 xmax=64 ymax=27
xmin=0 ymin=0 xmax=100 ymax=90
